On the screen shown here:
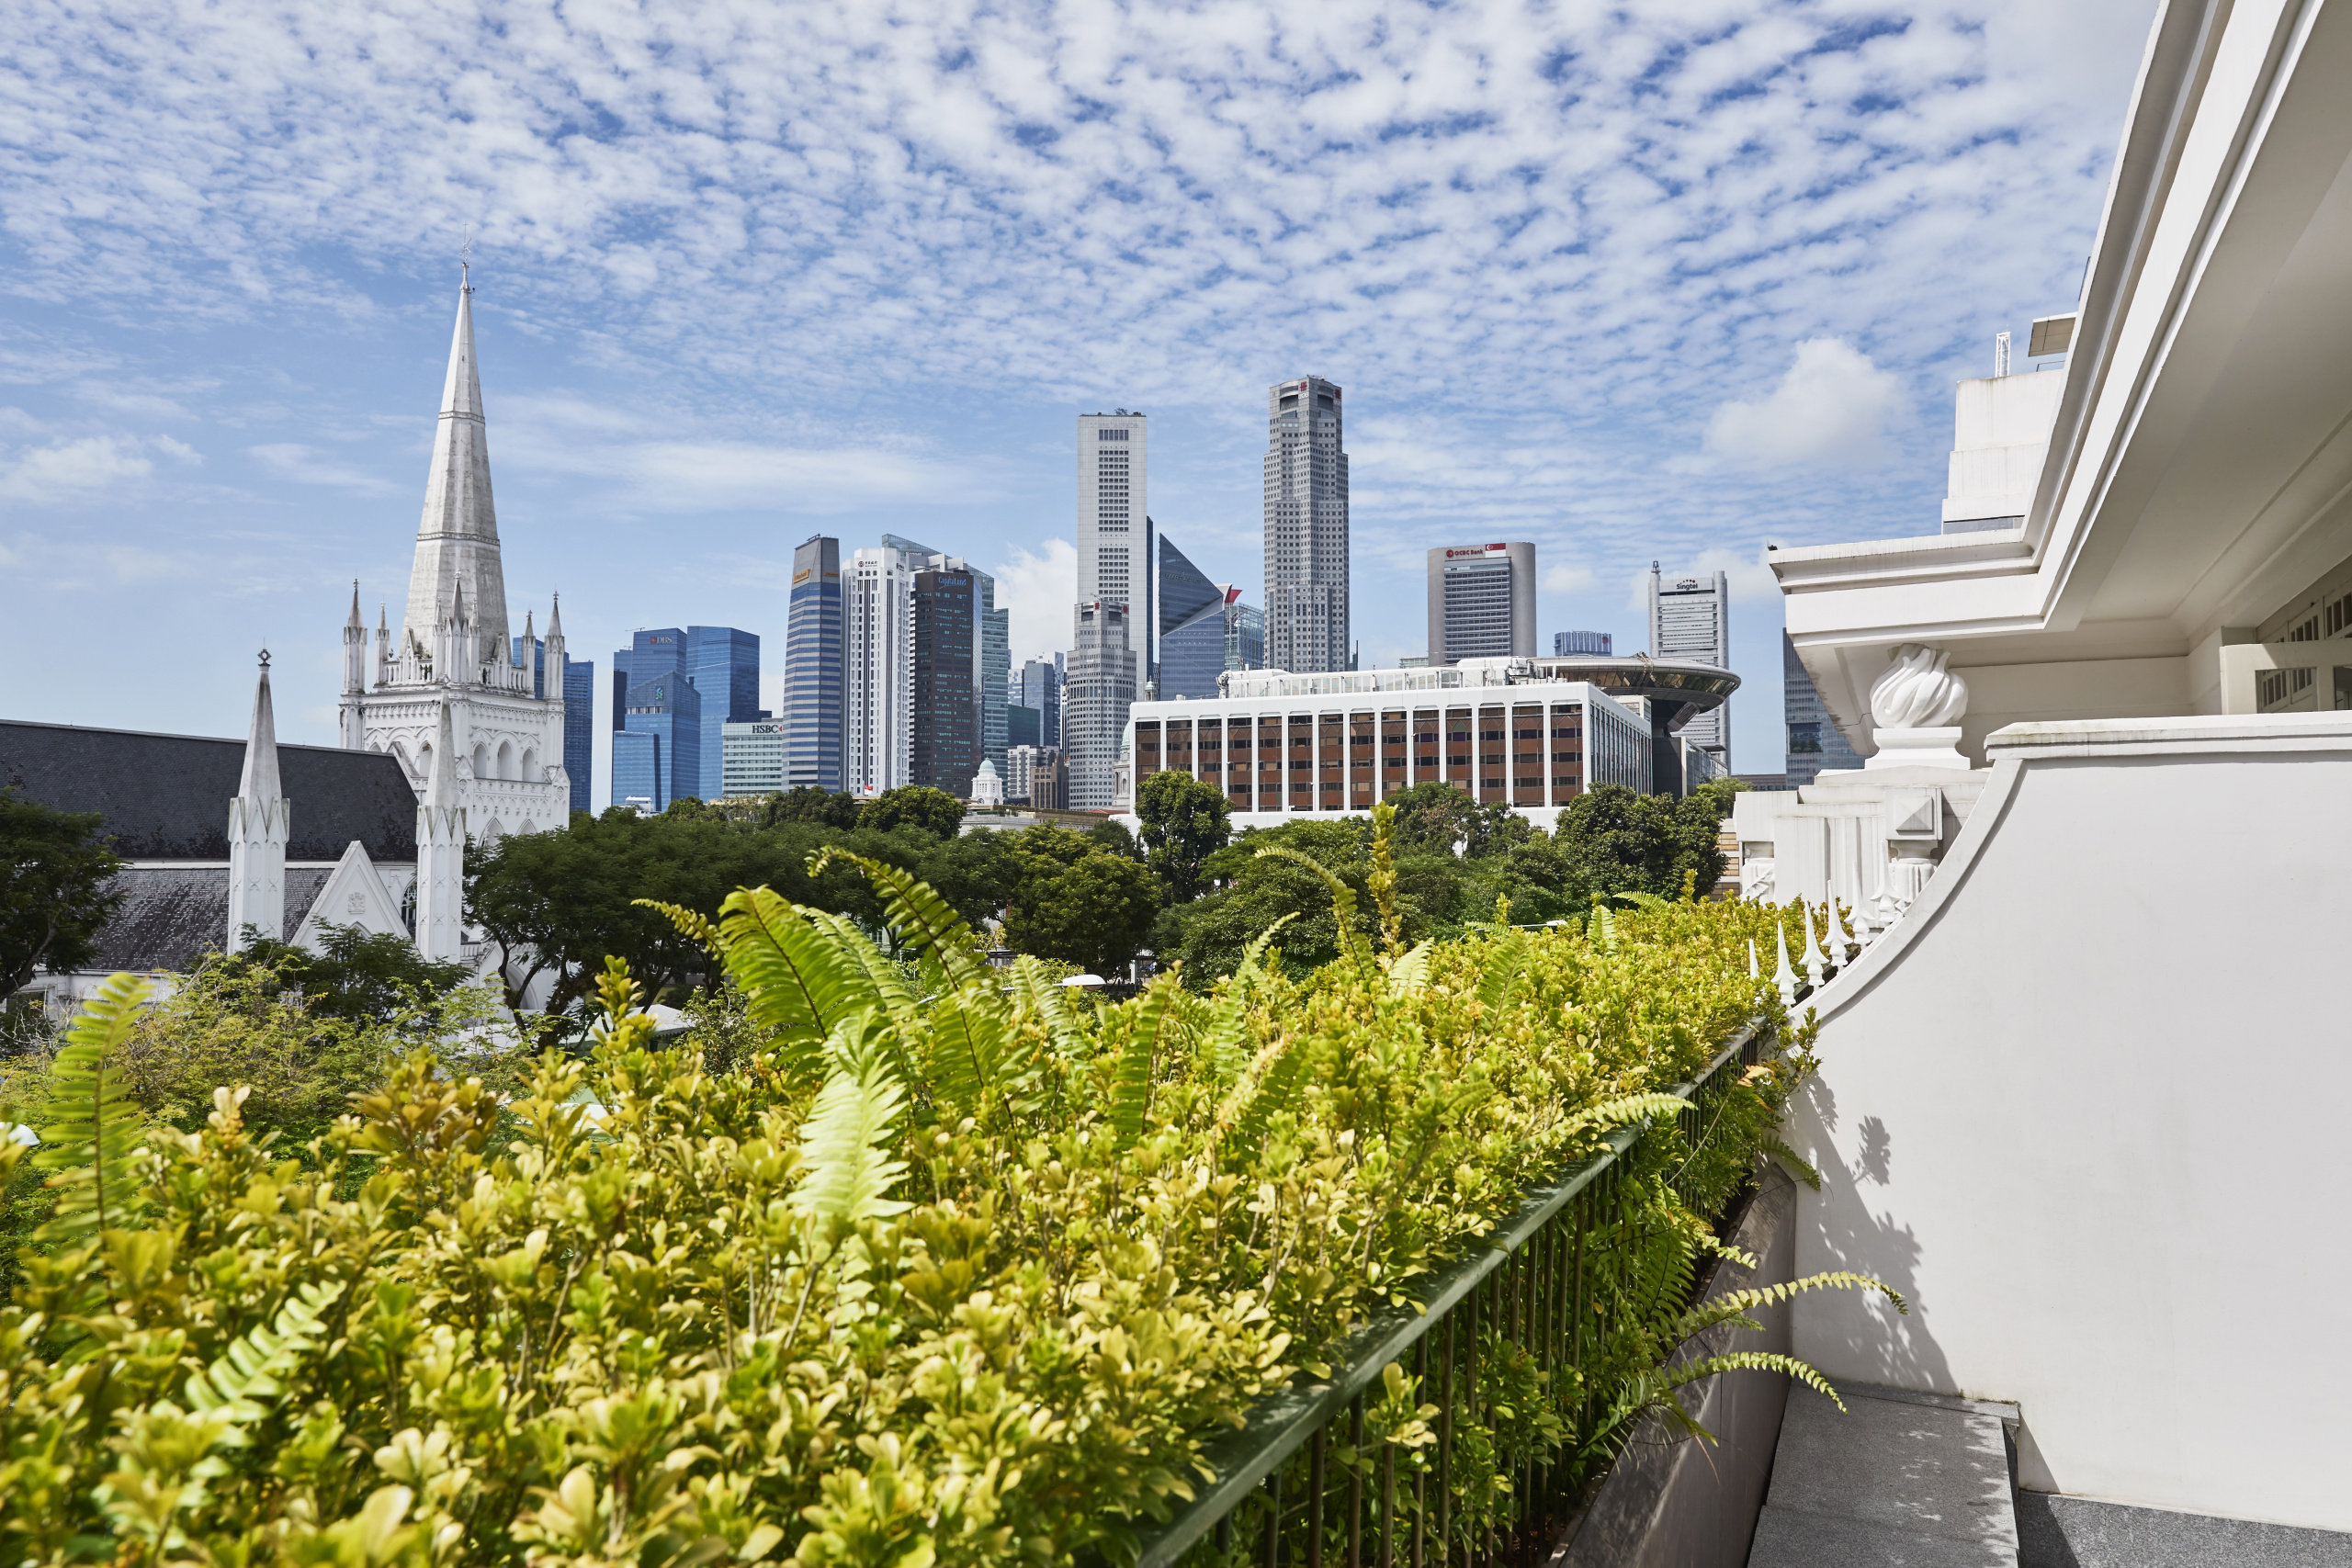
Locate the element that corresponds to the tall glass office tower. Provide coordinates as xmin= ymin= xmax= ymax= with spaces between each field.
xmin=618 ymin=670 xmax=700 ymax=810
xmin=784 ymin=536 xmax=843 ymax=790
xmin=561 ymin=656 xmax=594 ymax=814
xmin=911 ymin=568 xmax=978 ymax=796
xmin=686 ymin=626 xmax=761 ymax=795
xmin=1264 ymin=377 xmax=1350 ymax=672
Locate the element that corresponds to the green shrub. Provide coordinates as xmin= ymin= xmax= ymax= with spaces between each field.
xmin=0 ymin=818 xmax=1871 ymax=1568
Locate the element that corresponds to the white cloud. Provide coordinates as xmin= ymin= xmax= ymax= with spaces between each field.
xmin=1698 ymin=339 xmax=1907 ymax=471
xmin=1543 ymin=561 xmax=1597 ymax=593
xmin=0 ymin=435 xmax=155 ymax=501
xmin=992 ymin=538 xmax=1079 ymax=660
xmin=250 ymin=442 xmax=396 ymax=493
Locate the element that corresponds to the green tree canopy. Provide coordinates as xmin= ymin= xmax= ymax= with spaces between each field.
xmin=1552 ymin=784 xmax=1726 ymax=903
xmin=1135 ymin=770 xmax=1232 ymax=901
xmin=1385 ymin=781 xmax=1534 ymax=858
xmin=768 ymin=785 xmax=865 ymax=829
xmin=223 ymin=924 xmax=475 ymax=1024
xmin=0 ymin=788 xmax=123 ymax=1002
xmin=1001 ymin=850 xmax=1160 ymax=977
xmin=1164 ymin=819 xmax=1390 ymax=983
xmin=857 ymin=784 xmax=968 ymax=840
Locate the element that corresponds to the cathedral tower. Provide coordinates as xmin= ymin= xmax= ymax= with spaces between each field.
xmin=343 ymin=268 xmax=569 ymax=847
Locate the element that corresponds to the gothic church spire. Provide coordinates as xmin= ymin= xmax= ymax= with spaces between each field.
xmin=402 ymin=267 xmax=510 ymax=658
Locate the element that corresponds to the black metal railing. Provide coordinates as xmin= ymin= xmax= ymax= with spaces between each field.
xmin=1123 ymin=1024 xmax=1769 ymax=1568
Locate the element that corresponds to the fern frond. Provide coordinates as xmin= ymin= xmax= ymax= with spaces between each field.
xmin=808 ymin=851 xmax=988 ymax=997
xmin=1220 ymin=1033 xmax=1309 ymax=1157
xmin=185 ymin=1280 xmax=347 ymax=1423
xmin=1204 ymin=914 xmax=1296 ymax=1085
xmin=1656 ymin=1350 xmax=1849 ymax=1411
xmin=1006 ymin=955 xmax=1086 ymax=1057
xmin=788 ymin=1062 xmax=912 ymax=1224
xmin=1254 ymin=847 xmax=1375 ymax=977
xmin=805 ymin=909 xmax=922 ymax=1026
xmin=33 ymin=971 xmax=153 ymax=1240
xmin=1476 ymin=929 xmax=1530 ymax=1012
xmin=1764 ymin=1134 xmax=1824 ymax=1190
xmin=1385 ymin=941 xmax=1434 ymax=999
xmin=1588 ymin=897 xmax=1618 ymax=953
xmin=1663 ymin=1270 xmax=1907 ymax=1347
xmin=1557 ymin=1092 xmax=1692 ymax=1140
xmin=1106 ymin=981 xmax=1172 ymax=1148
xmin=1613 ymin=890 xmax=1670 ymax=911
xmin=923 ymin=984 xmax=1035 ymax=1119
xmin=649 ymin=887 xmax=869 ymax=1066
xmin=638 ymin=899 xmax=722 ymax=956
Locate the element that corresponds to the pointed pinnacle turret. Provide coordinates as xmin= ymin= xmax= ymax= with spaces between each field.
xmin=346 ymin=581 xmax=364 ymax=630
xmin=424 ymin=700 xmax=458 ymax=809
xmin=546 ymin=592 xmax=563 ymax=638
xmin=239 ymin=652 xmax=283 ymax=804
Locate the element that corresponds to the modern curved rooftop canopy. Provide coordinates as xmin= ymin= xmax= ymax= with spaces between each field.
xmin=1528 ymin=656 xmax=1740 ymax=733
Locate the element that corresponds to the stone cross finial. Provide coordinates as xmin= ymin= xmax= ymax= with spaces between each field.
xmin=259 ymin=648 xmax=271 ymax=669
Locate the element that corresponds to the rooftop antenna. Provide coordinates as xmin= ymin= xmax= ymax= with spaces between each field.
xmin=1995 ymin=331 xmax=2012 ymax=378
xmin=258 ymin=648 xmax=271 ymax=670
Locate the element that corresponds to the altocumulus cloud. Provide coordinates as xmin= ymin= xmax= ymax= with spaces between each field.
xmin=1697 ymin=340 xmax=1909 ymax=472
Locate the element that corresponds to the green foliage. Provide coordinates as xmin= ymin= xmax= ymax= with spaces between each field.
xmin=1554 ymin=783 xmax=1727 ymax=904
xmin=1385 ymin=781 xmax=1533 ymax=858
xmin=768 ymin=786 xmax=867 ymax=829
xmin=856 ymin=785 xmax=968 ymax=841
xmin=1 ymin=870 xmax=1829 ymax=1568
xmin=1136 ymin=771 xmax=1233 ymax=902
xmin=28 ymin=970 xmax=151 ymax=1241
xmin=0 ymin=786 xmax=124 ymax=1002
xmin=221 ymin=923 xmax=476 ymax=1023
xmin=1000 ymin=849 xmax=1160 ymax=977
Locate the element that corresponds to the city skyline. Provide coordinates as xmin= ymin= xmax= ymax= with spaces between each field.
xmin=0 ymin=0 xmax=2159 ymax=805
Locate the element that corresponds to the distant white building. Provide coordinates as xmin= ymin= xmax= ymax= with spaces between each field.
xmin=1646 ymin=564 xmax=1729 ymax=771
xmin=721 ymin=719 xmax=786 ymax=796
xmin=968 ymin=758 xmax=1004 ymax=807
xmin=1118 ymin=659 xmax=1697 ymax=832
xmin=1428 ymin=543 xmax=1536 ymax=663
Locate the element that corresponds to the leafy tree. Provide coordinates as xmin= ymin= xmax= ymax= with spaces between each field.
xmin=1553 ymin=784 xmax=1725 ymax=903
xmin=0 ymin=788 xmax=123 ymax=1003
xmin=1135 ymin=770 xmax=1232 ymax=901
xmin=1085 ymin=816 xmax=1141 ymax=859
xmin=224 ymin=924 xmax=475 ymax=1024
xmin=1167 ymin=819 xmax=1388 ymax=982
xmin=1386 ymin=781 xmax=1534 ymax=858
xmin=769 ymin=785 xmax=865 ymax=829
xmin=1001 ymin=851 xmax=1160 ymax=976
xmin=858 ymin=784 xmax=968 ymax=840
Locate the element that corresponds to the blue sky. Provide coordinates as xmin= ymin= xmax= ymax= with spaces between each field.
xmin=2 ymin=0 xmax=2155 ymax=802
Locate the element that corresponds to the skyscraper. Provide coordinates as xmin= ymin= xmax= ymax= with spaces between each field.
xmin=1065 ymin=601 xmax=1135 ymax=808
xmin=1017 ymin=656 xmax=1061 ymax=748
xmin=1555 ymin=630 xmax=1613 ymax=656
xmin=1647 ymin=563 xmax=1731 ymax=769
xmin=845 ymin=536 xmax=936 ymax=795
xmin=1263 ymin=376 xmax=1350 ymax=673
xmin=560 ymin=652 xmax=594 ymax=816
xmin=1427 ymin=543 xmax=1536 ymax=663
xmin=910 ymin=568 xmax=978 ymax=797
xmin=783 ymin=536 xmax=844 ymax=790
xmin=685 ymin=626 xmax=761 ymax=793
xmin=617 ymin=670 xmax=699 ymax=811
xmin=1156 ymin=534 xmax=1223 ymax=696
xmin=1075 ymin=412 xmax=1150 ymax=790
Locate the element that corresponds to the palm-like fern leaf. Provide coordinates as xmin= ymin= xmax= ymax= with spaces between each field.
xmin=808 ymin=850 xmax=989 ymax=996
xmin=1583 ymin=1351 xmax=1849 ymax=1463
xmin=1587 ymin=897 xmax=1618 ymax=953
xmin=637 ymin=889 xmax=871 ymax=1066
xmin=33 ymin=971 xmax=153 ymax=1240
xmin=184 ymin=1280 xmax=347 ymax=1422
xmin=1105 ymin=981 xmax=1172 ymax=1148
xmin=923 ymin=985 xmax=1034 ymax=1118
xmin=1254 ymin=846 xmax=1376 ymax=977
xmin=1662 ymin=1271 xmax=1906 ymax=1348
xmin=1202 ymin=914 xmax=1295 ymax=1086
xmin=1612 ymin=890 xmax=1671 ymax=911
xmin=788 ymin=1062 xmax=912 ymax=1224
xmin=1384 ymin=940 xmax=1435 ymax=999
xmin=1219 ymin=1032 xmax=1310 ymax=1158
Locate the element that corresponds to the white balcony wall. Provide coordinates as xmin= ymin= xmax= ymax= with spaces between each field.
xmin=1782 ymin=714 xmax=2352 ymax=1531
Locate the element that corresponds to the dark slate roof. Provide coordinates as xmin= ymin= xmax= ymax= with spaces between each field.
xmin=0 ymin=719 xmax=417 ymax=862
xmin=89 ymin=866 xmax=341 ymax=972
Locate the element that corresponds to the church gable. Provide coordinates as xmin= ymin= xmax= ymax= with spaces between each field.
xmin=291 ymin=840 xmax=411 ymax=951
